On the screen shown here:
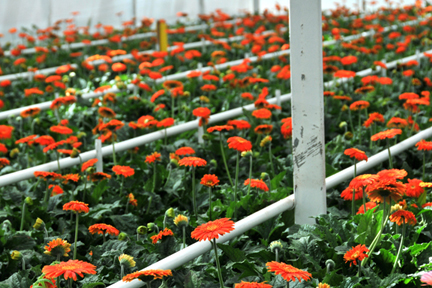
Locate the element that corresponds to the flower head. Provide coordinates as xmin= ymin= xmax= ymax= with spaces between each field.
xmin=119 ymin=254 xmax=136 ymax=268
xmin=235 ymin=282 xmax=272 ymax=288
xmin=63 ymin=201 xmax=89 ymax=213
xmin=145 ymin=152 xmax=161 ymax=164
xmin=207 ymin=125 xmax=234 ymax=133
xmin=266 ymin=261 xmax=312 ymax=282
xmin=44 ymin=238 xmax=71 ymax=257
xmin=175 ymin=147 xmax=195 ymax=156
xmin=88 ymin=172 xmax=111 ymax=182
xmin=344 ymin=148 xmax=368 ymax=162
xmin=89 ymin=223 xmax=120 ymax=236
xmin=179 ymin=157 xmax=207 ymax=167
xmin=200 ymin=174 xmax=220 ymax=187
xmin=42 ymin=260 xmax=96 ymax=281
xmin=0 ymin=125 xmax=14 ymax=140
xmin=150 ymin=228 xmax=174 ymax=244
xmin=227 ymin=136 xmax=252 ymax=152
xmin=227 ymin=120 xmax=251 ymax=130
xmin=122 ymin=270 xmax=172 ymax=282
xmin=416 ymin=139 xmax=432 ymax=151
xmin=174 ymin=215 xmax=189 ymax=227
xmin=389 ymin=210 xmax=417 ymax=226
xmin=421 ymin=271 xmax=432 ymax=285
xmin=112 ymin=165 xmax=134 ymax=177
xmin=81 ymin=158 xmax=98 ymax=172
xmin=244 ymin=179 xmax=269 ymax=191
xmin=357 ymin=201 xmax=378 ymax=214
xmin=50 ymin=125 xmax=73 ymax=135
xmin=371 ymin=129 xmax=402 ymax=141
xmin=405 ymin=178 xmax=424 ymax=198
xmin=252 ymin=108 xmax=272 ymax=119
xmin=344 ymin=244 xmax=369 ymax=266
xmin=191 ymin=218 xmax=235 ymax=241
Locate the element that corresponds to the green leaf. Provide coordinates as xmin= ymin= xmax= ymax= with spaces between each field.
xmin=380 ymin=273 xmax=406 ymax=287
xmin=217 ymin=243 xmax=246 ymax=262
xmin=92 ymin=180 xmax=109 ymax=202
xmin=231 ymin=259 xmax=260 ymax=279
xmin=184 ymin=270 xmax=202 ymax=288
xmin=271 ymin=171 xmax=286 ymax=188
xmin=82 ymin=283 xmax=105 ymax=288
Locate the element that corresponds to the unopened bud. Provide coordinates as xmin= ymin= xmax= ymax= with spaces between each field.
xmin=24 ymin=197 xmax=33 ymax=205
xmin=339 ymin=121 xmax=347 ymax=128
xmin=147 ymin=223 xmax=156 ymax=232
xmin=10 ymin=251 xmax=21 ymax=260
xmin=165 ymin=208 xmax=175 ymax=218
xmin=344 ymin=132 xmax=353 ymax=140
xmin=118 ymin=232 xmax=128 ymax=241
xmin=173 ymin=214 xmax=189 ymax=227
xmin=137 ymin=226 xmax=148 ymax=235
xmin=341 ymin=104 xmax=348 ymax=111
xmin=33 ymin=218 xmax=45 ymax=230
xmin=269 ymin=240 xmax=283 ymax=253
xmin=241 ymin=150 xmax=253 ymax=157
xmin=86 ymin=167 xmax=95 ymax=174
xmin=210 ymin=159 xmax=217 ymax=168
xmin=70 ymin=148 xmax=80 ymax=158
xmin=77 ymin=132 xmax=86 ymax=139
xmin=10 ymin=148 xmax=19 ymax=158
xmin=261 ymin=172 xmax=269 ymax=180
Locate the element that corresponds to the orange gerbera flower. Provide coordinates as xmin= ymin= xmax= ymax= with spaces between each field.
xmin=179 ymin=156 xmax=207 ymax=167
xmin=81 ymin=158 xmax=98 ymax=172
xmin=357 ymin=201 xmax=378 ymax=214
xmin=44 ymin=238 xmax=71 ymax=257
xmin=0 ymin=143 xmax=7 ymax=154
xmin=244 ymin=179 xmax=269 ymax=191
xmin=344 ymin=244 xmax=369 ymax=266
xmin=62 ymin=174 xmax=80 ymax=184
xmin=377 ymin=169 xmax=407 ymax=181
xmin=254 ymin=124 xmax=273 ymax=134
xmin=42 ymin=259 xmax=96 ymax=281
xmin=227 ymin=136 xmax=252 ymax=152
xmin=399 ymin=92 xmax=419 ymax=100
xmin=227 ymin=120 xmax=251 ymax=130
xmin=88 ymin=223 xmax=120 ymax=236
xmin=112 ymin=63 xmax=127 ymax=72
xmin=15 ymin=135 xmax=37 ymax=145
xmin=389 ymin=210 xmax=417 ymax=226
xmin=349 ymin=174 xmax=379 ymax=190
xmin=0 ymin=158 xmax=9 ymax=168
xmin=99 ymin=119 xmax=124 ymax=131
xmin=50 ymin=125 xmax=73 ymax=135
xmin=150 ymin=227 xmax=174 ymax=244
xmin=191 ymin=218 xmax=235 ymax=241
xmin=49 ymin=185 xmax=64 ymax=196
xmin=334 ymin=70 xmax=356 ymax=78
xmin=34 ymin=171 xmax=63 ymax=181
xmin=200 ymin=174 xmax=220 ymax=187
xmin=405 ymin=178 xmax=424 ymax=198
xmin=122 ymin=269 xmax=172 ymax=282
xmin=235 ymin=282 xmax=272 ymax=288
xmin=20 ymin=107 xmax=41 ymax=118
xmin=266 ymin=261 xmax=312 ymax=282
xmin=88 ymin=172 xmax=111 ymax=182
xmin=156 ymin=118 xmax=174 ymax=128
xmin=175 ymin=147 xmax=195 ymax=156
xmin=35 ymin=135 xmax=55 ymax=146
xmin=0 ymin=125 xmax=14 ymax=140
xmin=340 ymin=186 xmax=363 ymax=201
xmin=366 ymin=178 xmax=405 ymax=204
xmin=416 ymin=139 xmax=432 ymax=151
xmin=344 ymin=148 xmax=368 ymax=162
xmin=145 ymin=152 xmax=161 ymax=164
xmin=193 ymin=107 xmax=211 ymax=118
xmin=252 ymin=108 xmax=272 ymax=119
xmin=207 ymin=125 xmax=234 ymax=133
xmin=349 ymin=100 xmax=370 ymax=111
xmin=112 ymin=165 xmax=134 ymax=177
xmin=63 ymin=201 xmax=89 ymax=213
xmin=371 ymin=129 xmax=402 ymax=141
xmin=98 ymin=107 xmax=116 ymax=118
xmin=162 ymin=80 xmax=183 ymax=90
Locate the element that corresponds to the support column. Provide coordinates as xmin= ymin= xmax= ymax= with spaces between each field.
xmin=289 ymin=0 xmax=326 ymax=225
xmin=253 ymin=0 xmax=259 ymax=15
xmin=198 ymin=0 xmax=205 ymax=15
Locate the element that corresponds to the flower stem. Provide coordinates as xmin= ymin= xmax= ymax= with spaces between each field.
xmin=212 ymin=239 xmax=224 ymax=288
xmin=208 ymin=187 xmax=212 ymax=220
xmin=119 ymin=176 xmax=124 ymax=197
xmin=234 ymin=152 xmax=240 ymax=219
xmin=269 ymin=144 xmax=275 ymax=177
xmin=391 ymin=223 xmax=406 ymax=275
xmin=351 ymin=162 xmax=357 ymax=217
xmin=73 ymin=213 xmax=79 ymax=259
xmin=182 ymin=226 xmax=186 ymax=249
xmin=192 ymin=166 xmax=197 ymax=219
xmin=112 ymin=137 xmax=117 ymax=165
xmin=247 ymin=155 xmax=253 ymax=196
xmin=362 ymin=187 xmax=367 ymax=215
xmin=121 ymin=264 xmax=125 ymax=279
xmin=275 ymin=249 xmax=279 ymax=262
xmin=164 ymin=128 xmax=167 ymax=146
xmin=219 ymin=133 xmax=233 ymax=186
xmin=22 ymin=257 xmax=25 ymax=270
xmin=20 ymin=202 xmax=26 ymax=231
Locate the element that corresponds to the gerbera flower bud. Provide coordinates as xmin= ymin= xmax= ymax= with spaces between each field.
xmin=173 ymin=215 xmax=189 ymax=227
xmin=241 ymin=150 xmax=253 ymax=157
xmin=77 ymin=132 xmax=86 ymax=139
xmin=62 ymin=75 xmax=70 ymax=83
xmin=44 ymin=238 xmax=71 ymax=257
xmin=182 ymin=91 xmax=190 ymax=97
xmin=25 ymin=197 xmax=33 ymax=205
xmin=137 ymin=226 xmax=148 ymax=235
xmin=86 ymin=167 xmax=95 ymax=174
xmin=119 ymin=254 xmax=136 ymax=268
xmin=11 ymin=250 xmax=22 ymax=260
xmin=118 ymin=232 xmax=128 ymax=241
xmin=260 ymin=136 xmax=272 ymax=147
xmin=165 ymin=208 xmax=175 ymax=218
xmin=199 ymin=96 xmax=210 ymax=103
xmin=344 ymin=132 xmax=353 ymax=139
xmin=391 ymin=203 xmax=403 ymax=212
xmin=341 ymin=104 xmax=348 ymax=111
xmin=70 ymin=148 xmax=80 ymax=158
xmin=202 ymin=134 xmax=210 ymax=141
xmin=253 ymin=152 xmax=260 ymax=158
xmin=16 ymin=116 xmax=22 ymax=122
xmin=10 ymin=148 xmax=19 ymax=158
xmin=210 ymin=159 xmax=217 ymax=168
xmin=34 ymin=118 xmax=41 ymax=124
xmin=261 ymin=172 xmax=269 ymax=179
xmin=147 ymin=223 xmax=156 ymax=232
xmin=269 ymin=240 xmax=283 ymax=253
xmin=339 ymin=121 xmax=347 ymax=128
xmin=33 ymin=218 xmax=45 ymax=230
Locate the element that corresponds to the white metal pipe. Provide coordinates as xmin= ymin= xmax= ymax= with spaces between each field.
xmin=289 ymin=0 xmax=326 ymax=225
xmin=0 ymin=64 xmax=78 ymax=82
xmin=106 ymin=127 xmax=432 ymax=288
xmin=95 ymin=139 xmax=103 ymax=172
xmin=107 ymin=194 xmax=295 ymax=288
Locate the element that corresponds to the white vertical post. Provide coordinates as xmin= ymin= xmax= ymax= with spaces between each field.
xmin=197 ymin=125 xmax=204 ymax=144
xmin=416 ymin=49 xmax=421 ymax=67
xmin=95 ymin=139 xmax=103 ymax=172
xmin=253 ymin=0 xmax=259 ymax=14
xmin=198 ymin=0 xmax=205 ymax=15
xmin=289 ymin=0 xmax=326 ymax=225
xmin=133 ymin=0 xmax=137 ymax=27
xmin=275 ymin=89 xmax=281 ymax=107
xmin=28 ymin=68 xmax=34 ymax=82
xmin=54 ymin=93 xmax=60 ymax=122
xmin=201 ymin=37 xmax=206 ymax=53
xmin=381 ymin=59 xmax=387 ymax=76
xmin=198 ymin=63 xmax=203 ymax=82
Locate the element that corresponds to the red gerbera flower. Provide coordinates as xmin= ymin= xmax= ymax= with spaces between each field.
xmin=227 ymin=136 xmax=252 ymax=152
xmin=235 ymin=282 xmax=272 ymax=288
xmin=193 ymin=107 xmax=211 ymax=118
xmin=252 ymin=108 xmax=272 ymax=119
xmin=227 ymin=120 xmax=251 ymax=130
xmin=156 ymin=118 xmax=175 ymax=128
xmin=0 ymin=125 xmax=14 ymax=140
xmin=266 ymin=261 xmax=312 ymax=282
xmin=349 ymin=100 xmax=370 ymax=111
xmin=50 ymin=125 xmax=73 ymax=135
xmin=389 ymin=210 xmax=417 ymax=226
xmin=122 ymin=269 xmax=172 ymax=282
xmin=207 ymin=125 xmax=234 ymax=133
xmin=0 ymin=158 xmax=10 ymax=168
xmin=179 ymin=157 xmax=207 ymax=167
xmin=371 ymin=129 xmax=402 ymax=141
xmin=356 ymin=201 xmax=378 ymax=214
xmin=34 ymin=171 xmax=63 ymax=181
xmin=145 ymin=152 xmax=161 ymax=164
xmin=405 ymin=178 xmax=424 ymax=198
xmin=81 ymin=158 xmax=98 ymax=172
xmin=63 ymin=201 xmax=89 ymax=213
xmin=344 ymin=148 xmax=368 ymax=162
xmin=98 ymin=107 xmax=116 ymax=118
xmin=150 ymin=228 xmax=174 ymax=244
xmin=42 ymin=259 xmax=96 ymax=281
xmin=416 ymin=139 xmax=432 ymax=151
xmin=191 ymin=218 xmax=235 ymax=241
xmin=99 ymin=119 xmax=124 ymax=132
xmin=112 ymin=165 xmax=135 ymax=177
xmin=244 ymin=179 xmax=269 ymax=191
xmin=88 ymin=223 xmax=120 ymax=236
xmin=20 ymin=107 xmax=41 ymax=118
xmin=88 ymin=172 xmax=111 ymax=182
xmin=344 ymin=245 xmax=369 ymax=266
xmin=200 ymin=174 xmax=220 ymax=187
xmin=35 ymin=135 xmax=55 ymax=146
xmin=340 ymin=186 xmax=363 ymax=201
xmin=15 ymin=135 xmax=37 ymax=145
xmin=175 ymin=147 xmax=195 ymax=156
